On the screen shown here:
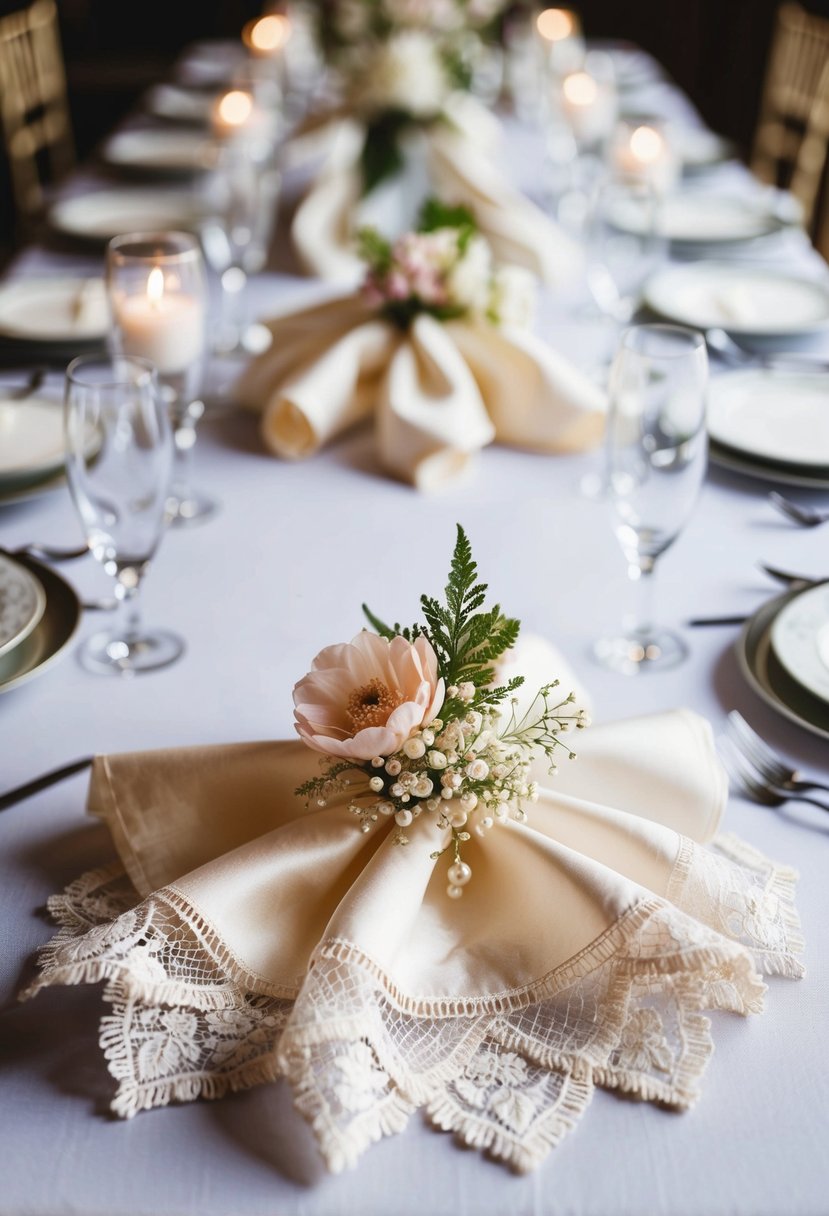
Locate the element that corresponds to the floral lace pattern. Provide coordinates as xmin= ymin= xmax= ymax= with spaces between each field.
xmin=22 ymin=834 xmax=804 ymax=1173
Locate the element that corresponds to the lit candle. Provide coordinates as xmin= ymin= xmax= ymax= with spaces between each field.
xmin=561 ymin=69 xmax=616 ymax=146
xmin=114 ymin=267 xmax=205 ymax=375
xmin=212 ymin=88 xmax=255 ymax=141
xmin=242 ymin=13 xmax=291 ymax=59
xmin=535 ymin=8 xmax=584 ymax=75
xmin=609 ymin=122 xmax=679 ymax=193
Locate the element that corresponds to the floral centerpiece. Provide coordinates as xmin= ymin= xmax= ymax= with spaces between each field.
xmin=357 ymin=198 xmax=537 ymax=326
xmin=309 ymin=0 xmax=525 ymax=189
xmin=294 ymin=525 xmax=589 ymax=894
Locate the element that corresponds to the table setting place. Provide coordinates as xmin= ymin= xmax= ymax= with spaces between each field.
xmin=1 ymin=4 xmax=828 ymax=1216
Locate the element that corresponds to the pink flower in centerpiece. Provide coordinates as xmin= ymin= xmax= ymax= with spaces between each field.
xmin=293 ymin=632 xmax=445 ymax=760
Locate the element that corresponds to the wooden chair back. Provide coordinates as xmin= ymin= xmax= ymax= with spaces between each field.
xmin=751 ymin=2 xmax=829 ymax=223
xmin=0 ymin=0 xmax=74 ymax=228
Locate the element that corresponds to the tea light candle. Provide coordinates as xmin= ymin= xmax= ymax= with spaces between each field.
xmin=212 ymin=88 xmax=255 ymax=140
xmin=536 ymin=8 xmax=584 ymax=75
xmin=115 ymin=267 xmax=205 ymax=375
xmin=610 ymin=122 xmax=679 ymax=193
xmin=561 ymin=69 xmax=616 ymax=146
xmin=243 ymin=13 xmax=291 ymax=58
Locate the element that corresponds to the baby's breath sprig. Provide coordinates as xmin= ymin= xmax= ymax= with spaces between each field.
xmin=295 ymin=525 xmax=590 ymax=900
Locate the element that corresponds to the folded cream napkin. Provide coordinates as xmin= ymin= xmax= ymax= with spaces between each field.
xmin=288 ymin=97 xmax=583 ymax=289
xmin=23 ymin=637 xmax=803 ymax=1174
xmin=234 ymin=295 xmax=606 ymax=489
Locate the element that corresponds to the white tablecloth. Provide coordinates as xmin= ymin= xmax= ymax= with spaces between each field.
xmin=1 ymin=48 xmax=828 ymax=1216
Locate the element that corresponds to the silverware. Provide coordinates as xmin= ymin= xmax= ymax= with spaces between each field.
xmin=768 ymin=492 xmax=829 ymax=528
xmin=726 ymin=710 xmax=829 ymax=795
xmin=0 ymin=756 xmax=93 ymax=813
xmin=705 ymin=327 xmax=829 ymax=372
xmin=759 ymin=563 xmax=821 ymax=587
xmin=718 ymin=736 xmax=829 ymax=811
xmin=4 ymin=366 xmax=46 ymax=401
xmin=687 ymin=614 xmax=749 ymax=627
xmin=16 ymin=542 xmax=90 ymax=562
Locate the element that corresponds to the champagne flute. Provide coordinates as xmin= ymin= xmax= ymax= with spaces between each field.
xmin=64 ymin=355 xmax=184 ymax=676
xmin=106 ymin=231 xmax=213 ymax=527
xmin=593 ymin=323 xmax=708 ymax=675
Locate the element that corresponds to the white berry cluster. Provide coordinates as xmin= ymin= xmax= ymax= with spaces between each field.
xmin=341 ymin=680 xmax=589 ymax=897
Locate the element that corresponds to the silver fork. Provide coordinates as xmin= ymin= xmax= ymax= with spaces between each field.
xmin=726 ymin=711 xmax=829 ymax=795
xmin=769 ymin=492 xmax=829 ymax=528
xmin=718 ymin=736 xmax=829 ymax=811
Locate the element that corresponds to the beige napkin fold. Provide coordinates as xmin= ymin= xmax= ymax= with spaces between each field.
xmin=234 ymin=295 xmax=605 ymax=488
xmin=288 ymin=101 xmax=581 ymax=288
xmin=24 ymin=636 xmax=803 ymax=1173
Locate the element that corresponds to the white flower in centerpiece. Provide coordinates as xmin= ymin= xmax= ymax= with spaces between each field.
xmin=447 ymin=233 xmax=493 ymax=314
xmin=357 ymin=31 xmax=450 ymax=118
xmin=488 ymin=265 xmax=538 ymax=328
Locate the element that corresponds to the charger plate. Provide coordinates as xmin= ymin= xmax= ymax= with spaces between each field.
xmin=0 ymin=554 xmax=81 ymax=695
xmin=736 ymin=583 xmax=829 ymax=741
xmin=0 ymin=553 xmax=46 ymax=658
xmin=770 ymin=582 xmax=829 ymax=704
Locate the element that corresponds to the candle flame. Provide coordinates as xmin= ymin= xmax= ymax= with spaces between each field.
xmin=563 ymin=71 xmax=597 ymax=107
xmin=536 ymin=8 xmax=575 ymax=41
xmin=147 ymin=266 xmax=164 ymax=305
xmin=246 ymin=14 xmax=290 ymax=52
xmin=217 ymin=89 xmax=254 ymax=128
xmin=630 ymin=125 xmax=663 ymax=164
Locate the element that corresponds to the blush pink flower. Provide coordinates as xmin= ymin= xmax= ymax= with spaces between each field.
xmin=293 ymin=632 xmax=445 ymax=761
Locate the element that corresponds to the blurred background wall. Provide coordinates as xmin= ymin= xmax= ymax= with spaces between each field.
xmin=0 ymin=0 xmax=827 ymax=254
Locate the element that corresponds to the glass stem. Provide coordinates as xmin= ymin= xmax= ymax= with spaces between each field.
xmin=219 ymin=265 xmax=247 ymax=352
xmin=171 ymin=416 xmax=197 ymax=505
xmin=113 ymin=567 xmax=145 ymax=646
xmin=630 ymin=555 xmax=657 ymax=639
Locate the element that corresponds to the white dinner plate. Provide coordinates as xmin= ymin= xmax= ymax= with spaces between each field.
xmin=48 ymin=189 xmax=207 ymax=243
xmin=736 ymin=587 xmax=829 ymax=742
xmin=146 ymin=83 xmax=218 ymax=124
xmin=770 ymin=582 xmax=829 ymax=704
xmin=176 ymin=40 xmax=246 ymax=87
xmin=644 ymin=263 xmax=829 ymax=338
xmin=707 ymin=371 xmax=829 ymax=469
xmin=709 ymin=441 xmax=829 ymax=489
xmin=0 ymin=554 xmax=46 ymax=659
xmin=102 ymin=128 xmax=219 ymax=175
xmin=0 ymin=276 xmax=108 ymax=343
xmin=612 ymin=191 xmax=784 ymax=245
xmin=0 ymin=396 xmax=99 ymax=491
xmin=0 ymin=556 xmax=81 ymax=695
xmin=673 ymin=127 xmax=735 ymax=172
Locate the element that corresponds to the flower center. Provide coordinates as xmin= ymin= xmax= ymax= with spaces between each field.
xmin=346 ymin=679 xmax=402 ymax=732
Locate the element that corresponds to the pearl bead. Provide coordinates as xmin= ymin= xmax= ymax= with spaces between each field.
xmin=449 ymin=809 xmax=468 ymax=828
xmin=395 ymin=809 xmax=413 ymax=827
xmin=448 ymin=861 xmax=471 ymax=886
xmin=446 ymin=884 xmax=464 ymax=899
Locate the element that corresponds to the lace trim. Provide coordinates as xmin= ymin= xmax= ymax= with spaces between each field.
xmin=21 ymin=834 xmax=804 ymax=1173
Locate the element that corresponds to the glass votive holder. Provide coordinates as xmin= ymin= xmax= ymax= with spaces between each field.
xmin=606 ymin=117 xmax=680 ymax=195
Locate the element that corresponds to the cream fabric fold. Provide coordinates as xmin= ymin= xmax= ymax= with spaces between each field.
xmin=26 ymin=634 xmax=803 ymax=1172
xmin=233 ymin=295 xmax=606 ymax=487
xmin=288 ymin=105 xmax=579 ymax=287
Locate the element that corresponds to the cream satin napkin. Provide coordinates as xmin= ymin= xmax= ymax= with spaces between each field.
xmin=288 ymin=100 xmax=582 ymax=288
xmin=23 ymin=637 xmax=803 ymax=1174
xmin=234 ymin=295 xmax=606 ymax=489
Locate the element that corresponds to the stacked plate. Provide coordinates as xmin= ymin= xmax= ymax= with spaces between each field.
xmin=738 ymin=582 xmax=829 ymax=741
xmin=101 ymin=128 xmax=220 ymax=178
xmin=0 ymin=552 xmax=80 ymax=694
xmin=706 ymin=369 xmax=829 ymax=488
xmin=0 ymin=384 xmax=100 ymax=506
xmin=48 ymin=189 xmax=208 ymax=245
xmin=612 ymin=190 xmax=790 ymax=254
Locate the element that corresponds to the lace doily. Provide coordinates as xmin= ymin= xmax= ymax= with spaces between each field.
xmin=22 ymin=832 xmax=803 ymax=1174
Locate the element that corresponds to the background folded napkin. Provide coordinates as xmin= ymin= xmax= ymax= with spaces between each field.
xmin=288 ymin=101 xmax=582 ymax=288
xmin=234 ymin=295 xmax=606 ymax=488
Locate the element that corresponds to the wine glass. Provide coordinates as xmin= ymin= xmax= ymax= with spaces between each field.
xmin=105 ymin=230 xmax=213 ymax=528
xmin=64 ymin=355 xmax=184 ymax=677
xmin=593 ymin=323 xmax=708 ymax=675
xmin=202 ymin=86 xmax=282 ymax=357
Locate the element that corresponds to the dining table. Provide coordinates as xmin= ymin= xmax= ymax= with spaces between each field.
xmin=1 ymin=30 xmax=828 ymax=1216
